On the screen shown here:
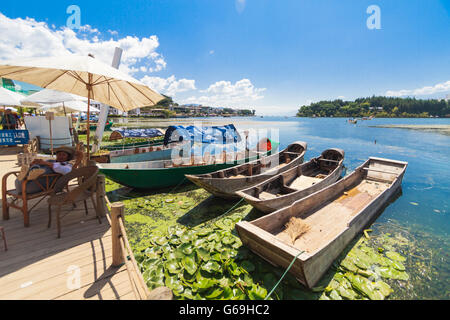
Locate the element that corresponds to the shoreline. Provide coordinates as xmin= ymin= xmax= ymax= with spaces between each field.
xmin=369 ymin=124 xmax=450 ymax=136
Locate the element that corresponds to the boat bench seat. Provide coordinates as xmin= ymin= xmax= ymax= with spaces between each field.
xmin=258 ymin=191 xmax=278 ymax=200
xmin=289 ymin=176 xmax=323 ymax=190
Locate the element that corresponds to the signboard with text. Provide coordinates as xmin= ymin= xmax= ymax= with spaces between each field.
xmin=0 ymin=130 xmax=30 ymax=145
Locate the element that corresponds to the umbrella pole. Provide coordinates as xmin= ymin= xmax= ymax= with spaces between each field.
xmin=87 ymin=90 xmax=91 ymax=160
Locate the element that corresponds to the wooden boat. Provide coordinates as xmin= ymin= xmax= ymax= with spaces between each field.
xmin=97 ymin=138 xmax=279 ymax=190
xmin=185 ymin=141 xmax=307 ymax=199
xmin=235 ymin=157 xmax=407 ymax=288
xmin=77 ymin=121 xmax=113 ymax=134
xmin=236 ymin=148 xmax=344 ymax=213
xmin=101 ymin=137 xmax=165 ymax=151
xmin=348 ymin=119 xmax=357 ymax=124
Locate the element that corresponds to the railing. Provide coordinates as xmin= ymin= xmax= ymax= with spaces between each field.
xmin=97 ymin=175 xmax=172 ymax=300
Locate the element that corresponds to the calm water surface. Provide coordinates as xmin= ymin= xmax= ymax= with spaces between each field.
xmin=122 ymin=116 xmax=450 ymax=299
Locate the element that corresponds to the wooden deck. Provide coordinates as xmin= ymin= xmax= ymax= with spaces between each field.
xmin=0 ymin=147 xmax=137 ymax=300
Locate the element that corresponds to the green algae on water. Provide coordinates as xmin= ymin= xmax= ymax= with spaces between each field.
xmin=105 ymin=177 xmax=446 ymax=300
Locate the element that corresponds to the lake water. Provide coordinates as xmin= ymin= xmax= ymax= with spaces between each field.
xmin=116 ymin=116 xmax=450 ymax=299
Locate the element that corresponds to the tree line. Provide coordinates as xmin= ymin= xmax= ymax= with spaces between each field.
xmin=296 ymin=96 xmax=450 ymax=118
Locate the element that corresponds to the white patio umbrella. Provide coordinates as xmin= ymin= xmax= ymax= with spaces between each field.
xmin=39 ymin=100 xmax=100 ymax=113
xmin=0 ymin=87 xmax=26 ymax=106
xmin=23 ymin=88 xmax=88 ymax=104
xmin=0 ymin=54 xmax=165 ymax=158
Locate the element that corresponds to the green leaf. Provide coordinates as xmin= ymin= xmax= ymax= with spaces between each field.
xmin=179 ymin=243 xmax=194 ymax=255
xmin=165 ymin=275 xmax=184 ymax=293
xmin=195 ymin=278 xmax=216 ymax=292
xmin=155 ymin=236 xmax=168 ymax=246
xmin=202 ymin=261 xmax=222 ymax=274
xmin=207 ymin=233 xmax=220 ymax=242
xmin=386 ymin=251 xmax=406 ymax=262
xmin=181 ymin=288 xmax=195 ymax=300
xmin=221 ymin=235 xmax=235 ymax=245
xmin=220 ymin=287 xmax=234 ymax=300
xmin=182 ymin=255 xmax=198 ymax=275
xmin=328 ymin=289 xmax=343 ymax=300
xmin=165 ymin=260 xmax=181 ymax=274
xmin=205 ymin=287 xmax=224 ymax=299
xmin=196 ymin=228 xmax=213 ymax=237
xmin=196 ymin=247 xmax=211 ymax=261
xmin=248 ymin=284 xmax=267 ymax=300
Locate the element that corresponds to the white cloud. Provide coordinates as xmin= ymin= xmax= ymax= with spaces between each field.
xmin=0 ymin=12 xmax=166 ymax=76
xmin=209 ymin=50 xmax=215 ymax=55
xmin=182 ymin=78 xmax=266 ymax=107
xmin=140 ymin=75 xmax=196 ymax=97
xmin=386 ymin=80 xmax=450 ymax=97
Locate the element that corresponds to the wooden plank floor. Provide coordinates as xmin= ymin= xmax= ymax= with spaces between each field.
xmin=0 ymin=152 xmax=137 ymax=300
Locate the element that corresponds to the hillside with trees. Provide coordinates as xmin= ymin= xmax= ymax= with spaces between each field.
xmin=296 ymin=96 xmax=450 ymax=118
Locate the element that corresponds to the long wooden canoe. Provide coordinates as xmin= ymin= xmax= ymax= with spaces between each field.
xmin=101 ymin=137 xmax=165 ymax=151
xmin=236 ymin=148 xmax=344 ymax=213
xmin=97 ymin=139 xmax=279 ymax=190
xmin=235 ymin=157 xmax=407 ymax=288
xmin=184 ymin=141 xmax=307 ymax=199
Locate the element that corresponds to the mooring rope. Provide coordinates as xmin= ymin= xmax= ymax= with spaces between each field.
xmin=265 ymin=249 xmax=305 ymax=300
xmin=167 ymin=176 xmax=187 ymax=194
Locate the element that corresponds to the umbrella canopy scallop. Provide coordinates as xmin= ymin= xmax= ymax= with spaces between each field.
xmin=0 ymin=55 xmax=165 ymax=112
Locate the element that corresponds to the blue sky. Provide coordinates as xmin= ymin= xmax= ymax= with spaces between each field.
xmin=0 ymin=0 xmax=449 ymax=115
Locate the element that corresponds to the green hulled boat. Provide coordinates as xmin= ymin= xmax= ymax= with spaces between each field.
xmin=97 ymin=139 xmax=279 ymax=189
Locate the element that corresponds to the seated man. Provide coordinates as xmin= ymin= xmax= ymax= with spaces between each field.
xmin=15 ymin=146 xmax=82 ymax=194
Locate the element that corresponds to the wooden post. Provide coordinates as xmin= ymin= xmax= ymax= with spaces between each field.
xmin=96 ymin=175 xmax=107 ymax=217
xmin=111 ymin=202 xmax=125 ymax=267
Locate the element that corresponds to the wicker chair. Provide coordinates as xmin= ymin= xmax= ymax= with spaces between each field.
xmin=47 ymin=166 xmax=100 ymax=238
xmin=2 ymin=146 xmax=84 ymax=227
xmin=0 ymin=226 xmax=6 ymax=251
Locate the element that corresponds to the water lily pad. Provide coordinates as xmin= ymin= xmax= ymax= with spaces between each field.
xmin=196 ymin=247 xmax=211 ymax=261
xmin=345 ymin=273 xmax=383 ymax=300
xmin=205 ymin=287 xmax=224 ymax=299
xmin=195 ymin=278 xmax=216 ymax=292
xmin=165 ymin=275 xmax=184 ymax=293
xmin=372 ymin=280 xmax=393 ymax=297
xmin=179 ymin=243 xmax=194 ymax=255
xmin=165 ymin=260 xmax=181 ymax=274
xmin=180 ymin=233 xmax=194 ymax=243
xmin=376 ymin=266 xmax=409 ymax=280
xmin=155 ymin=236 xmax=168 ymax=246
xmin=390 ymin=260 xmax=406 ymax=271
xmin=248 ymin=284 xmax=267 ymax=300
xmin=196 ymin=228 xmax=213 ymax=237
xmin=337 ymin=286 xmax=357 ymax=300
xmin=181 ymin=288 xmax=195 ymax=299
xmin=207 ymin=233 xmax=220 ymax=242
xmin=328 ymin=289 xmax=343 ymax=300
xmin=182 ymin=255 xmax=198 ymax=275
xmin=202 ymin=261 xmax=222 ymax=274
xmin=215 ymin=218 xmax=234 ymax=231
xmin=340 ymin=258 xmax=358 ymax=273
xmin=222 ymin=236 xmax=235 ymax=245
xmin=386 ymin=251 xmax=406 ymax=262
